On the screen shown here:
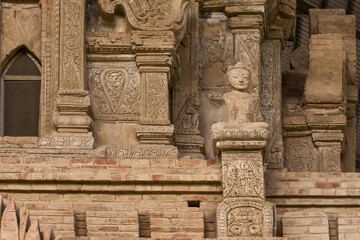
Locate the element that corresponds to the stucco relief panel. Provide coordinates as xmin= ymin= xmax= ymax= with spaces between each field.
xmin=88 ymin=62 xmax=140 ymax=121
xmin=0 ymin=3 xmax=41 ymax=65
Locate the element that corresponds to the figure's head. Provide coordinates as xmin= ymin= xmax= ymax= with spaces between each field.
xmin=227 ymin=63 xmax=251 ymax=91
xmin=107 ymin=72 xmax=124 ymax=88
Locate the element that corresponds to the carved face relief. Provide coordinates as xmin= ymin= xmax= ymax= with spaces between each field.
xmin=227 ymin=68 xmax=251 ymax=91
xmin=101 ymin=70 xmax=127 ymax=113
xmin=227 ymin=207 xmax=263 ymax=237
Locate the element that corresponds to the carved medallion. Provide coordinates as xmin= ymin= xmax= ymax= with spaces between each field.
xmin=89 ymin=64 xmax=140 ymax=121
xmin=100 ymin=69 xmax=128 ymax=113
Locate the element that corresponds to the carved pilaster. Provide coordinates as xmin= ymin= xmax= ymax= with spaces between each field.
xmin=136 ymin=54 xmax=174 ymax=145
xmin=212 ymin=125 xmax=274 ymax=238
xmin=261 ymin=41 xmax=284 ymax=169
xmin=174 ymin=0 xmax=204 ymax=158
xmin=312 ymin=132 xmax=343 ymax=173
xmin=43 ymin=0 xmax=94 ymax=149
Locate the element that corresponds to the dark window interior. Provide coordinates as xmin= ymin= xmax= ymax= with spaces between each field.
xmin=2 ymin=52 xmax=41 ymax=136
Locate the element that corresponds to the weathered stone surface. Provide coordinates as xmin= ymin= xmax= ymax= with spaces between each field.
xmin=0 ymin=0 xmax=358 ymax=239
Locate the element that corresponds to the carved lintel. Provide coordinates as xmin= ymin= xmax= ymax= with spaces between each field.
xmin=136 ymin=125 xmax=174 ymax=145
xmin=228 ymin=14 xmax=263 ymax=31
xmin=203 ymin=0 xmax=267 ymax=11
xmin=312 ymin=132 xmax=344 ymax=143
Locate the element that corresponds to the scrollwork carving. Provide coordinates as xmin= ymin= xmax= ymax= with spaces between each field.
xmin=106 ymin=146 xmax=178 ymax=159
xmin=223 ymin=160 xmax=264 ymax=199
xmin=97 ymin=0 xmax=190 ymax=32
xmin=89 ymin=64 xmax=140 ymax=121
xmin=61 ymin=0 xmax=84 ymax=91
xmin=145 ymin=72 xmax=168 ymax=121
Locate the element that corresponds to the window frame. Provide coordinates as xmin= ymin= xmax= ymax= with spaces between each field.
xmin=0 ymin=50 xmax=42 ymax=137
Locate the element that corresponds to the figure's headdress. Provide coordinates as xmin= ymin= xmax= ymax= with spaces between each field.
xmin=227 ymin=62 xmax=252 ymax=76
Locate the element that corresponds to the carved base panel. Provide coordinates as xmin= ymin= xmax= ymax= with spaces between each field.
xmin=176 ymin=134 xmax=205 ymax=159
xmin=136 ymin=125 xmax=175 ymax=145
xmin=38 ymin=135 xmax=94 ymax=150
xmin=106 ymin=145 xmax=178 ymax=159
xmin=217 ymin=198 xmax=275 ymax=238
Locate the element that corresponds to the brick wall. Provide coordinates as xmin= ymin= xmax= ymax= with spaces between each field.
xmin=282 ymin=212 xmax=329 ymax=240
xmin=338 ymin=215 xmax=360 ymax=239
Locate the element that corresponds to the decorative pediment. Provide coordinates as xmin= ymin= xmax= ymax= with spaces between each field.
xmin=97 ymin=0 xmax=190 ymax=32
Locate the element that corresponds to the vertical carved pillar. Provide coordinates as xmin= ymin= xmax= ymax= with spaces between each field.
xmin=261 ymin=40 xmax=284 ymax=169
xmin=211 ymin=9 xmax=276 ymax=238
xmin=39 ymin=0 xmax=94 ymax=149
xmin=136 ymin=53 xmax=174 ymax=145
xmin=212 ymin=126 xmax=275 ymax=238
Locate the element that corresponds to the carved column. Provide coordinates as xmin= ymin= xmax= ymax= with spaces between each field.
xmin=212 ymin=127 xmax=275 ymax=238
xmin=261 ymin=0 xmax=296 ymax=170
xmin=39 ymin=0 xmax=94 ymax=149
xmin=210 ymin=4 xmax=276 ymax=238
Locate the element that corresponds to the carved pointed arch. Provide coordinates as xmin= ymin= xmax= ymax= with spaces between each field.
xmin=97 ymin=0 xmax=190 ymax=32
xmin=0 ymin=45 xmax=40 ymax=77
xmin=0 ymin=49 xmax=41 ymax=136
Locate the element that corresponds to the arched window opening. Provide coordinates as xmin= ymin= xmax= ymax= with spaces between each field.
xmin=1 ymin=50 xmax=41 ymax=136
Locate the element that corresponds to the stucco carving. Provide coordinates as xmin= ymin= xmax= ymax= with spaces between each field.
xmin=217 ymin=198 xmax=274 ymax=238
xmin=97 ymin=0 xmax=190 ymax=33
xmin=223 ymin=160 xmax=264 ymax=199
xmin=89 ymin=64 xmax=140 ymax=121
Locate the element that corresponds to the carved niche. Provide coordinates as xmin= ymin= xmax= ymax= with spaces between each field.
xmin=198 ymin=13 xmax=234 ymax=159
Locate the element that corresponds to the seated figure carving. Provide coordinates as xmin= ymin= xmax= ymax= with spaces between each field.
xmin=214 ymin=62 xmax=268 ymax=134
xmin=224 ymin=63 xmax=262 ymax=124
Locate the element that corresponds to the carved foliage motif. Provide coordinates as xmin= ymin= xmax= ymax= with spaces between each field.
xmin=38 ymin=136 xmax=94 ymax=149
xmin=106 ymin=146 xmax=178 ymax=159
xmin=261 ymin=41 xmax=284 ymax=168
xmin=198 ymin=21 xmax=233 ymax=83
xmin=97 ymin=0 xmax=189 ymax=31
xmin=284 ymin=137 xmax=318 ymax=172
xmin=89 ymin=64 xmax=140 ymax=121
xmin=223 ymin=160 xmax=264 ymax=199
xmin=321 ymin=144 xmax=341 ymax=172
xmin=61 ymin=0 xmax=83 ymax=90
xmin=227 ymin=207 xmax=263 ymax=237
xmin=145 ymin=73 xmax=168 ymax=120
